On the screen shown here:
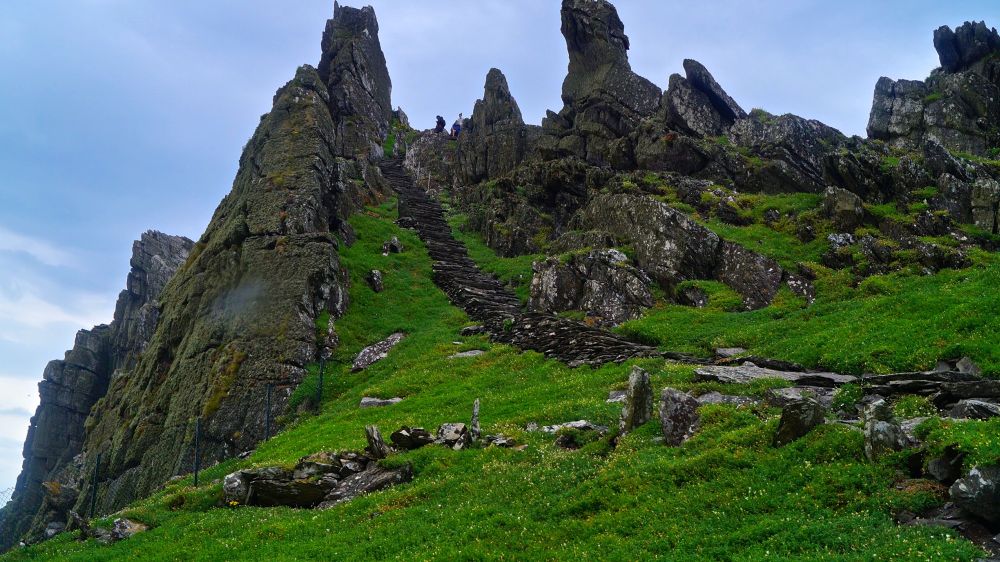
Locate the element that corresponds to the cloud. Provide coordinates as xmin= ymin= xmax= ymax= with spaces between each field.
xmin=0 ymin=226 xmax=75 ymax=268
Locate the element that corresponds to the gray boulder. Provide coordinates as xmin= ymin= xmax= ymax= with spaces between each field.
xmin=697 ymin=392 xmax=759 ymax=408
xmin=436 ymin=423 xmax=471 ymax=450
xmin=773 ymin=398 xmax=826 ymax=447
xmin=389 ymin=427 xmax=435 ymax=450
xmin=695 ymin=364 xmax=855 ymax=387
xmin=660 ymin=388 xmax=700 ymax=446
xmin=950 ymin=399 xmax=1000 ymax=420
xmin=366 ymin=270 xmax=384 ymax=293
xmin=822 ymin=186 xmax=865 ymax=230
xmin=619 ymin=366 xmax=654 ymax=433
xmin=359 ymin=396 xmax=403 ymax=408
xmin=766 ymin=386 xmax=836 ymax=409
xmin=529 ymin=249 xmax=653 ymax=326
xmin=950 ymin=466 xmax=1000 ymax=524
xmin=352 ymin=333 xmax=405 ymax=371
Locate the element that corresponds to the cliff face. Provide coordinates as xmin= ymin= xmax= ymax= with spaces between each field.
xmin=73 ymin=4 xmax=393 ymax=519
xmin=0 ymin=232 xmax=193 ymax=549
xmin=2 ymin=4 xmax=394 ymax=549
xmin=869 ymin=21 xmax=1000 ymax=155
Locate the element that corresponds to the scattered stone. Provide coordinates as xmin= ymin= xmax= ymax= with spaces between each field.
xmin=359 ymin=396 xmax=403 ymax=408
xmin=865 ymin=418 xmax=915 ymax=462
xmin=950 ymin=399 xmax=1000 ymax=420
xmin=927 ymin=447 xmax=965 ymax=484
xmin=460 ymin=325 xmax=487 ymax=336
xmin=449 ymin=350 xmax=485 ymax=359
xmin=766 ymin=386 xmax=836 ymax=409
xmin=660 ymin=388 xmax=700 ymax=446
xmin=318 ymin=464 xmax=413 ymax=509
xmin=950 ymin=466 xmax=1000 ymax=525
xmin=44 ymin=522 xmax=65 ymax=540
xmin=352 ymin=332 xmax=405 ymax=371
xmin=471 ymin=399 xmax=482 ymax=442
xmin=389 ymin=426 xmax=435 ymax=450
xmin=773 ymin=398 xmax=826 ymax=447
xmin=436 ymin=423 xmax=471 ymax=450
xmin=484 ymin=435 xmax=517 ymax=448
xmin=365 ymin=425 xmax=391 ymax=460
xmin=606 ymin=390 xmax=627 ymax=403
xmin=110 ymin=518 xmax=149 ymax=542
xmin=695 ymin=365 xmax=855 ymax=387
xmin=382 ymin=236 xmax=403 ymax=255
xmin=620 ymin=366 xmax=654 ymax=434
xmin=697 ymin=392 xmax=758 ymax=408
xmin=715 ymin=347 xmax=747 ymax=358
xmin=956 ymin=356 xmax=984 ymax=377
xmin=366 ymin=270 xmax=384 ymax=292
xmin=822 ymin=186 xmax=864 ymax=230
xmin=539 ymin=420 xmax=609 ymax=434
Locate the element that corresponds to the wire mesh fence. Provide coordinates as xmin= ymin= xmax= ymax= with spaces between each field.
xmin=0 ymin=487 xmax=13 ymax=508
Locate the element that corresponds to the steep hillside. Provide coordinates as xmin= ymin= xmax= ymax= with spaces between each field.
xmin=3 ymin=0 xmax=1000 ymax=559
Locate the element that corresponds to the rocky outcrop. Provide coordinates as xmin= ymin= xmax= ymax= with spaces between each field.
xmin=529 ymin=249 xmax=654 ymax=326
xmin=660 ymin=388 xmax=700 ymax=446
xmin=319 ymin=2 xmax=393 ymax=158
xmin=868 ymin=21 xmax=1000 ymax=156
xmin=62 ymin=4 xmax=392 ymax=523
xmin=539 ymin=0 xmax=662 ymax=165
xmin=459 ymin=69 xmax=530 ymax=183
xmin=573 ymin=192 xmax=791 ymax=309
xmin=662 ymin=59 xmax=746 ymax=138
xmin=0 ymin=232 xmax=192 ymax=550
xmin=773 ymin=398 xmax=826 ymax=447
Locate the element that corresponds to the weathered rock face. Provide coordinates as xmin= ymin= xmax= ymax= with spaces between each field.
xmin=529 ymin=249 xmax=653 ymax=326
xmin=950 ymin=465 xmax=1000 ymax=524
xmin=539 ymin=0 xmax=662 ymax=165
xmin=662 ymin=59 xmax=746 ymax=138
xmin=459 ymin=69 xmax=529 ymax=183
xmin=773 ymin=398 xmax=826 ymax=447
xmin=319 ymin=2 xmax=393 ymax=158
xmin=573 ymin=192 xmax=790 ymax=309
xmin=0 ymin=232 xmax=192 ymax=550
xmin=869 ymin=21 xmax=1000 ymax=156
xmin=54 ymin=5 xmax=392 ymax=525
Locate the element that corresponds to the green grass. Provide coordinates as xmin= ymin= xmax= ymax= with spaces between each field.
xmin=3 ymin=201 xmax=990 ymax=560
xmin=447 ymin=211 xmax=542 ymax=302
xmin=618 ymin=257 xmax=1000 ymax=375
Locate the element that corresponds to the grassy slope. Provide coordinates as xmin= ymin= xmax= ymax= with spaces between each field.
xmin=3 ymin=201 xmax=987 ymax=561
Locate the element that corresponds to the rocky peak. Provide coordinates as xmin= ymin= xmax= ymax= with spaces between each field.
xmin=682 ymin=59 xmax=746 ymax=123
xmin=540 ymin=0 xmax=661 ymax=165
xmin=459 ymin=68 xmax=530 ymax=183
xmin=319 ymin=2 xmax=393 ymax=157
xmin=663 ymin=60 xmax=746 ymax=138
xmin=934 ymin=21 xmax=1000 ymax=73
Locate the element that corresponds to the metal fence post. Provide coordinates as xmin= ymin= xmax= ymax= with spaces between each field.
xmin=89 ymin=452 xmax=101 ymax=519
xmin=193 ymin=418 xmax=201 ymax=487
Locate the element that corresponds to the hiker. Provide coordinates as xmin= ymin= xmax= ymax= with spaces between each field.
xmin=434 ymin=115 xmax=446 ymax=133
xmin=450 ymin=113 xmax=463 ymax=138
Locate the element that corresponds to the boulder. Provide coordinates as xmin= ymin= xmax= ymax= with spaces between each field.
xmin=864 ymin=419 xmax=915 ymax=462
xmin=389 ymin=427 xmax=435 ymax=450
xmin=436 ymin=423 xmax=471 ymax=450
xmin=365 ymin=425 xmax=392 ymax=460
xmin=695 ymin=365 xmax=856 ymax=387
xmin=224 ymin=467 xmax=293 ymax=505
xmin=249 ymin=479 xmax=330 ymax=508
xmin=774 ymin=398 xmax=826 ymax=447
xmin=619 ymin=366 xmax=654 ymax=433
xmin=351 ymin=332 xmax=405 ymax=371
xmin=715 ymin=241 xmax=784 ymax=310
xmin=43 ymin=522 xmax=65 ymax=540
xmin=949 ymin=399 xmax=1000 ymax=420
xmin=382 ymin=236 xmax=403 ymax=255
xmin=529 ymin=249 xmax=654 ymax=326
xmin=927 ymin=447 xmax=965 ymax=484
xmin=606 ymin=390 xmax=627 ymax=403
xmin=366 ymin=270 xmax=384 ymax=293
xmin=660 ymin=388 xmax=700 ymax=446
xmin=677 ymin=285 xmax=709 ymax=307
xmin=822 ymin=186 xmax=864 ymax=230
xmin=109 ymin=518 xmax=149 ymax=542
xmin=318 ymin=464 xmax=413 ymax=509
xmin=449 ymin=350 xmax=485 ymax=359
xmin=766 ymin=386 xmax=836 ymax=409
xmin=950 ymin=466 xmax=1000 ymax=524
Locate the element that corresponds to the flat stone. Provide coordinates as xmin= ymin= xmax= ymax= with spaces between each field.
xmin=766 ymin=386 xmax=836 ymax=409
xmin=449 ymin=350 xmax=485 ymax=359
xmin=359 ymin=396 xmax=403 ymax=408
xmin=352 ymin=332 xmax=405 ymax=371
xmin=606 ymin=390 xmax=627 ymax=403
xmin=715 ymin=347 xmax=748 ymax=358
xmin=774 ymin=398 xmax=826 ymax=447
xmin=950 ymin=399 xmax=1000 ymax=420
xmin=539 ymin=420 xmax=609 ymax=434
xmin=695 ymin=365 xmax=855 ymax=387
xmin=697 ymin=391 xmax=758 ymax=407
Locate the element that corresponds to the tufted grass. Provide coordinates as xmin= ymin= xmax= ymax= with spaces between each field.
xmin=2 ymin=201 xmax=988 ymax=561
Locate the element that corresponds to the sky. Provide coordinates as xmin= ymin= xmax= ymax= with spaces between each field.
xmin=0 ymin=0 xmax=995 ymax=500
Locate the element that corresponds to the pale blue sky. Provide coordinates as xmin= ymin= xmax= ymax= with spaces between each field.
xmin=0 ymin=0 xmax=995 ymax=497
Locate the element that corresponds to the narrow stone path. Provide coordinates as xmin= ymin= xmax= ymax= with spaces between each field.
xmin=379 ymin=159 xmax=700 ymax=366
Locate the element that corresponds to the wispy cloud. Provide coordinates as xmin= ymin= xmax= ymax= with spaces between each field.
xmin=0 ymin=226 xmax=75 ymax=268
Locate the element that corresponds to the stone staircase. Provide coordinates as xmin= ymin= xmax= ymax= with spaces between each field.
xmin=379 ymin=158 xmax=697 ymax=366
